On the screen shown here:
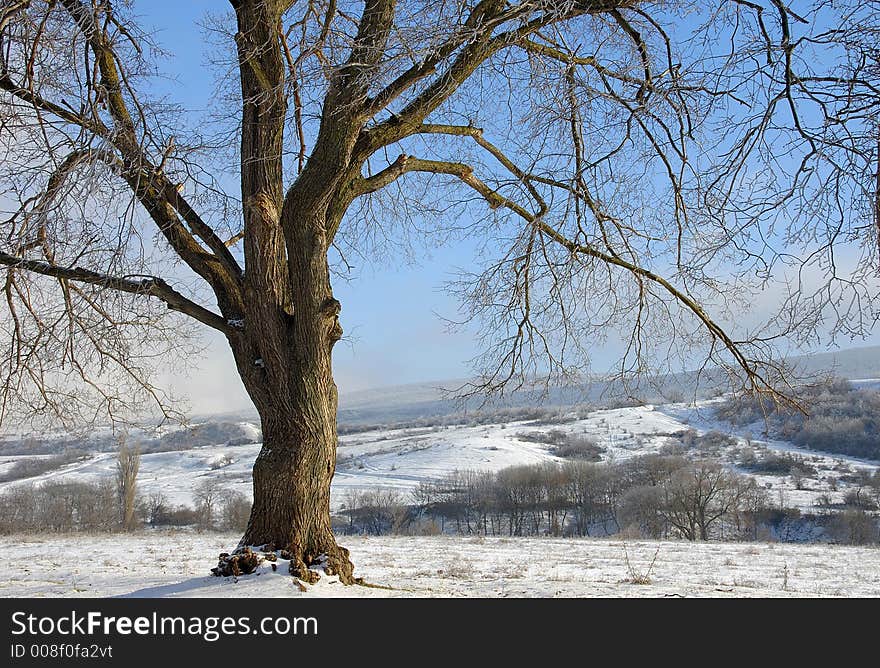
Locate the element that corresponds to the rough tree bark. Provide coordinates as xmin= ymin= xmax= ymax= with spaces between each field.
xmin=231 ymin=211 xmax=350 ymax=581
xmin=223 ymin=0 xmax=355 ymax=581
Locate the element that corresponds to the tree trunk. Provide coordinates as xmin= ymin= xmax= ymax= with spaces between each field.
xmin=240 ymin=404 xmax=354 ymax=584
xmin=227 ymin=206 xmax=354 ymax=584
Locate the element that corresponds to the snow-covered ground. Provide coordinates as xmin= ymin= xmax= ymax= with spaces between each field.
xmin=0 ymin=531 xmax=877 ymax=598
xmin=0 ymin=400 xmax=876 ymax=514
xmin=2 ymin=390 xmax=879 ymax=599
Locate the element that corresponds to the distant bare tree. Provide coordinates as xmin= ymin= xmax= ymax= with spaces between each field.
xmin=145 ymin=491 xmax=169 ymax=526
xmin=830 ymin=509 xmax=880 ymax=545
xmin=0 ymin=484 xmax=37 ymax=533
xmin=870 ymin=471 xmax=880 ymax=508
xmin=219 ymin=490 xmax=253 ymax=532
xmin=617 ymin=485 xmax=664 ymax=538
xmin=659 ymin=461 xmax=754 ymax=540
xmin=193 ymin=478 xmax=223 ymax=530
xmin=115 ymin=438 xmax=140 ymax=530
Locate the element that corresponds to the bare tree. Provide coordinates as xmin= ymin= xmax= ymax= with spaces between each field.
xmin=115 ymin=437 xmax=140 ymax=530
xmin=658 ymin=461 xmax=754 ymax=540
xmin=193 ymin=477 xmax=223 ymax=530
xmin=1 ymin=1 xmax=878 ymax=580
xmin=617 ymin=485 xmax=664 ymax=538
xmin=145 ymin=491 xmax=169 ymax=527
xmin=219 ymin=489 xmax=253 ymax=532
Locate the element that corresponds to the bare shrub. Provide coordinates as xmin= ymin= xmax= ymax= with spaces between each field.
xmin=219 ymin=490 xmax=252 ymax=532
xmin=209 ymin=453 xmax=236 ymax=470
xmin=620 ymin=544 xmax=661 ymax=585
xmin=517 ymin=430 xmax=605 ymax=461
xmin=677 ymin=430 xmax=738 ymax=456
xmin=552 ymin=436 xmax=605 ymax=461
xmin=741 ymin=452 xmax=817 ymax=478
xmin=0 ymin=480 xmax=116 ymax=533
xmin=0 ymin=450 xmax=88 ymax=482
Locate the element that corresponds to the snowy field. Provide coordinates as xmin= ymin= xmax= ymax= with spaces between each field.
xmin=3 ymin=396 xmax=878 ymax=599
xmin=1 ymin=531 xmax=878 ymax=598
xmin=1 ymin=400 xmax=875 ymax=514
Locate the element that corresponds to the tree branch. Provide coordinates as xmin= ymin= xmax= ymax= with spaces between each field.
xmin=57 ymin=0 xmax=244 ymax=294
xmin=0 ymin=251 xmax=233 ymax=335
xmin=0 ymin=72 xmax=107 ymax=136
xmin=353 ymin=151 xmax=776 ymax=399
xmin=517 ymin=37 xmax=645 ymax=87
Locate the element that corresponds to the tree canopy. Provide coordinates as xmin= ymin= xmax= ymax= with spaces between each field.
xmin=1 ymin=0 xmax=877 ymax=426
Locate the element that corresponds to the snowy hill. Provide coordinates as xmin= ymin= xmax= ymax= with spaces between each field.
xmin=203 ymin=344 xmax=879 ymax=427
xmin=334 ymin=344 xmax=880 ymax=426
xmin=0 ymin=399 xmax=875 ymax=515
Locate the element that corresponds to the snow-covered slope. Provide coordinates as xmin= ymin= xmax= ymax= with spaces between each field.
xmin=0 ymin=400 xmax=876 ymax=513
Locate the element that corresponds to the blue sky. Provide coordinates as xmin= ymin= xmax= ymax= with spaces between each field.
xmin=140 ymin=1 xmax=485 ymax=409
xmin=135 ymin=1 xmax=880 ymax=414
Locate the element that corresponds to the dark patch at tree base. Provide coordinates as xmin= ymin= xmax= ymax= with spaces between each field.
xmin=210 ymin=542 xmax=356 ymax=585
xmin=286 ymin=543 xmax=356 ymax=585
xmin=211 ymin=548 xmax=262 ymax=577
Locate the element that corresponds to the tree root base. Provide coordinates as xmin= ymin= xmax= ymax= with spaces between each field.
xmin=211 ymin=547 xmax=263 ymax=577
xmin=211 ymin=542 xmax=355 ymax=585
xmin=287 ymin=543 xmax=355 ymax=585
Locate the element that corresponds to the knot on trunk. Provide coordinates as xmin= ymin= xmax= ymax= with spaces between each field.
xmin=329 ymin=321 xmax=343 ymax=343
xmin=321 ymin=297 xmax=343 ymax=344
xmin=320 ymin=297 xmax=341 ymax=317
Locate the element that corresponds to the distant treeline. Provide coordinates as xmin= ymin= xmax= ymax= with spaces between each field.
xmin=2 ymin=458 xmax=878 ymax=545
xmin=336 ymin=401 xmax=648 ymax=435
xmin=0 ymin=476 xmax=250 ymax=535
xmin=336 ymin=455 xmax=880 ymax=546
xmin=0 ymin=450 xmax=89 ymax=482
xmin=0 ymin=421 xmax=259 ymax=458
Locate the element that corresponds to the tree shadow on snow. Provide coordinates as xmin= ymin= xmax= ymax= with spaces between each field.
xmin=116 ymin=576 xmax=219 ymax=598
